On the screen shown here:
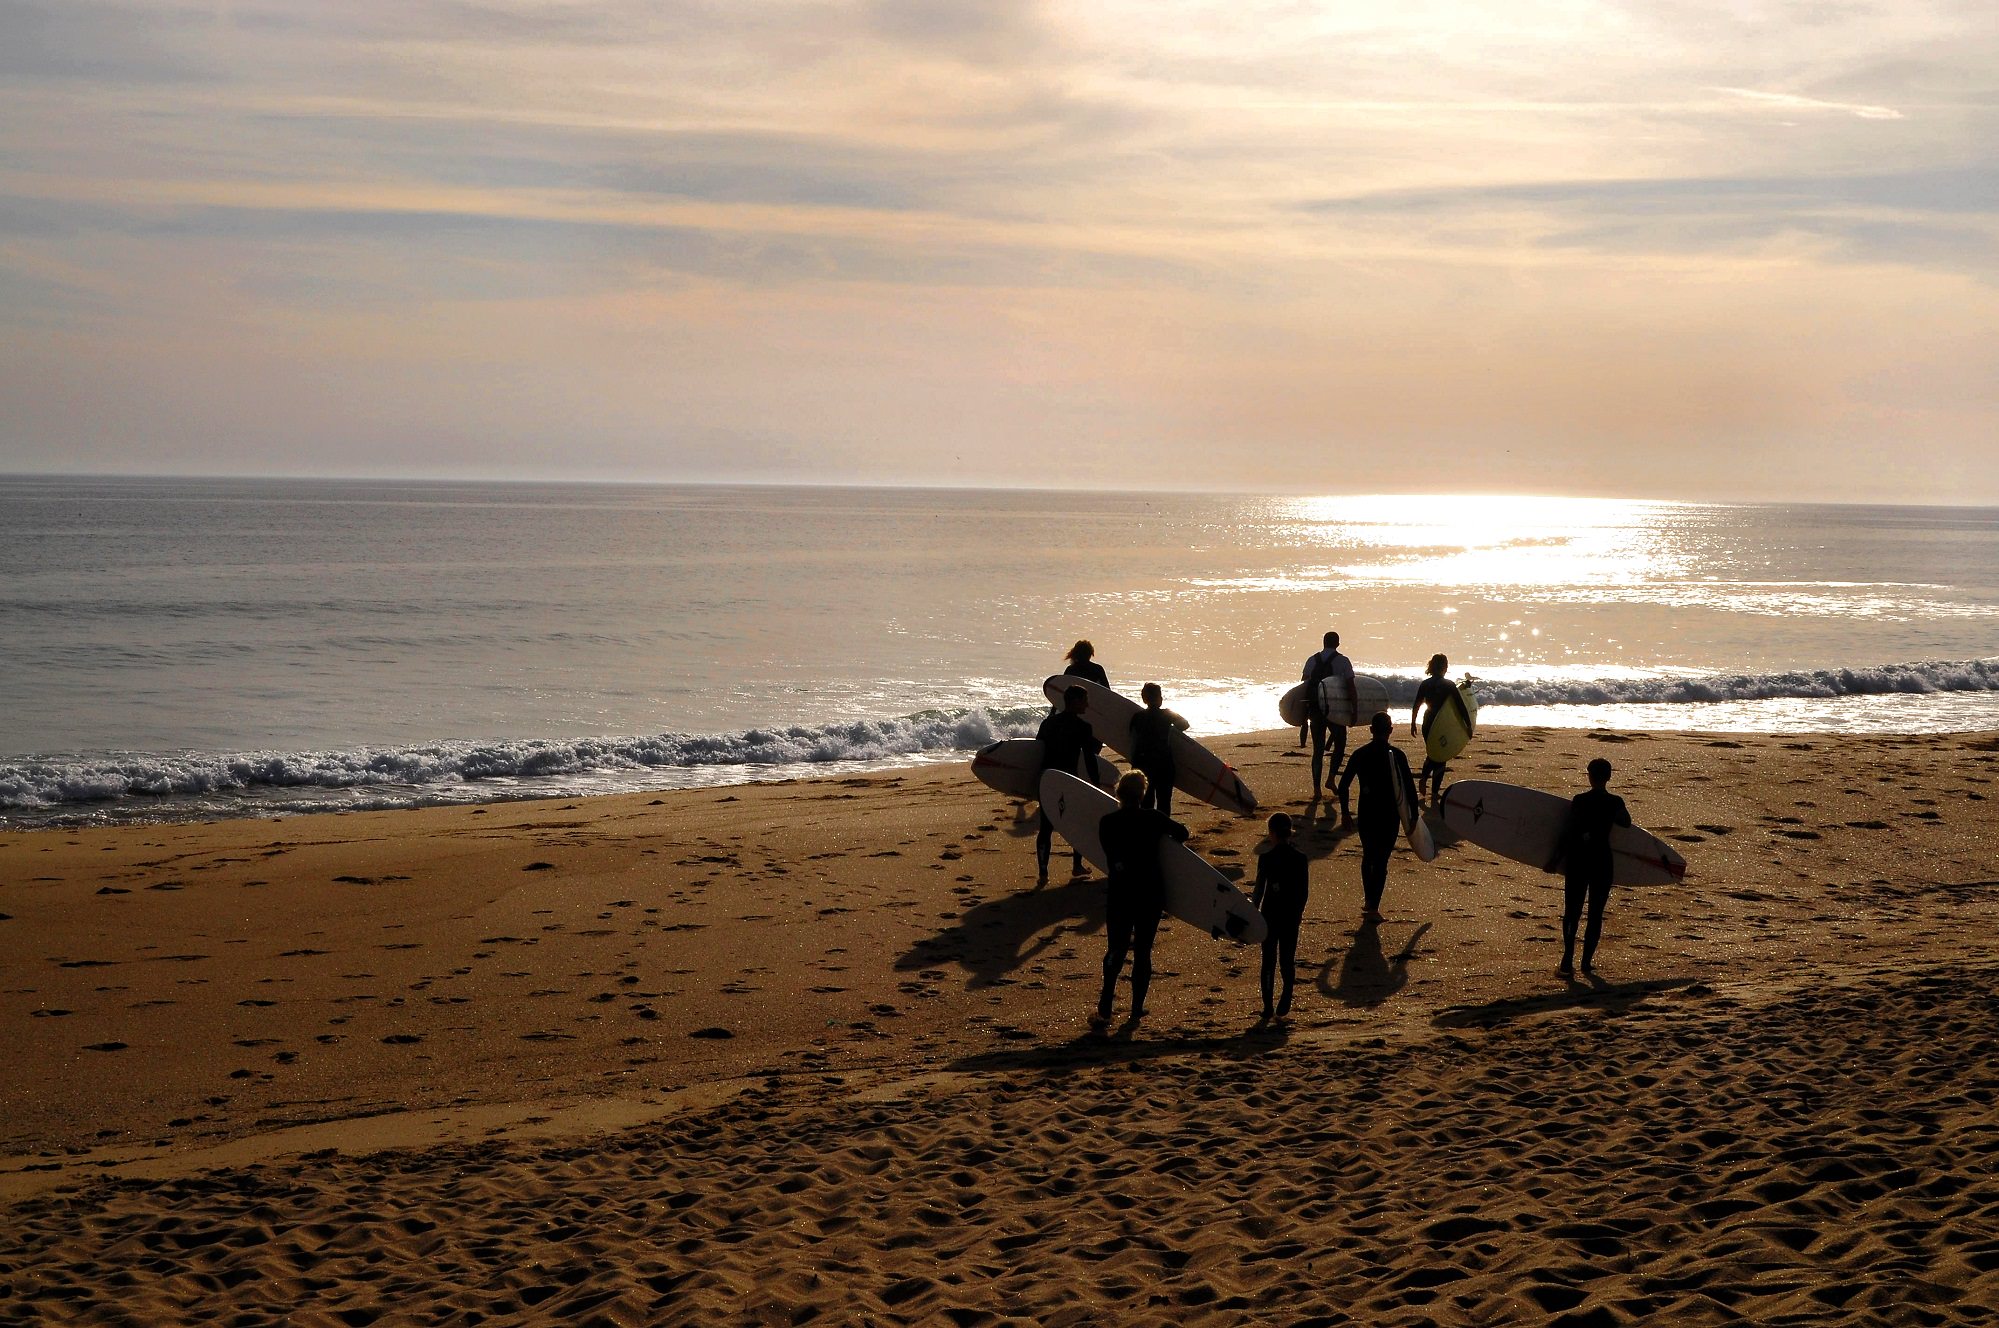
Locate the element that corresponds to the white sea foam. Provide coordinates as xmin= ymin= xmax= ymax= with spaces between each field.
xmin=2 ymin=660 xmax=1994 ymax=825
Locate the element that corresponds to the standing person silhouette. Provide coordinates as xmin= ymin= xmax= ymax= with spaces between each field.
xmin=1411 ymin=653 xmax=1458 ymax=807
xmin=1251 ymin=812 xmax=1309 ymax=1020
xmin=1337 ymin=713 xmax=1419 ymax=921
xmin=1302 ymin=631 xmax=1355 ymax=798
xmin=1092 ymin=772 xmax=1188 ymax=1028
xmin=1554 ymin=758 xmax=1631 ymax=978
xmin=1035 ymin=685 xmax=1100 ymax=884
xmin=1128 ymin=683 xmax=1189 ymax=819
xmin=1063 ymin=639 xmax=1109 ymax=689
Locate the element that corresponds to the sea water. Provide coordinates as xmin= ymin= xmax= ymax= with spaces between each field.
xmin=1 ymin=477 xmax=1994 ymax=825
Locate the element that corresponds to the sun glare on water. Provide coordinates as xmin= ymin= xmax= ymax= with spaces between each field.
xmin=1273 ymin=494 xmax=1702 ymax=589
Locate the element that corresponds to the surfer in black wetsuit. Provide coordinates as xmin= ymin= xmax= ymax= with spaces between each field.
xmin=1411 ymin=653 xmax=1458 ymax=807
xmin=1251 ymin=811 xmax=1309 ymax=1020
xmin=1063 ymin=639 xmax=1109 ymax=689
xmin=1092 ymin=771 xmax=1189 ymax=1027
xmin=1035 ymin=685 xmax=1101 ymax=884
xmin=1337 ymin=713 xmax=1419 ymax=921
xmin=1303 ymin=631 xmax=1355 ymax=797
xmin=1128 ymin=683 xmax=1189 ymax=819
xmin=1553 ymin=757 xmax=1631 ymax=978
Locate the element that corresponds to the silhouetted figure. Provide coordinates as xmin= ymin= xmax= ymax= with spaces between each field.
xmin=1092 ymin=772 xmax=1188 ymax=1027
xmin=1063 ymin=639 xmax=1109 ymax=689
xmin=1554 ymin=757 xmax=1631 ymax=978
xmin=1303 ymin=630 xmax=1355 ymax=796
xmin=1251 ymin=812 xmax=1309 ymax=1020
xmin=1035 ymin=685 xmax=1100 ymax=884
xmin=1337 ymin=713 xmax=1418 ymax=920
xmin=1128 ymin=682 xmax=1189 ymax=819
xmin=1411 ymin=652 xmax=1457 ymax=806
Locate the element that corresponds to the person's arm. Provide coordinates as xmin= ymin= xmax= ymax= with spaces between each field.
xmin=1398 ymin=749 xmax=1420 ymax=810
xmin=1169 ymin=709 xmax=1189 ymax=733
xmin=1411 ymin=693 xmax=1424 ymax=737
xmin=1165 ymin=815 xmax=1190 ymax=844
xmin=1337 ymin=752 xmax=1358 ymax=821
xmin=1545 ymin=797 xmax=1579 ymax=872
xmin=1613 ymin=795 xmax=1632 ymax=829
xmin=1251 ymin=852 xmax=1270 ymax=909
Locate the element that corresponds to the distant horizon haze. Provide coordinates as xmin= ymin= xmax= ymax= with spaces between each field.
xmin=2 ymin=3 xmax=1994 ymax=505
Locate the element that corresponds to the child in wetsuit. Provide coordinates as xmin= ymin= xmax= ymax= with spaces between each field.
xmin=1251 ymin=812 xmax=1309 ymax=1020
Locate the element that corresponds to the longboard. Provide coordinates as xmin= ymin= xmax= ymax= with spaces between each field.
xmin=1424 ymin=678 xmax=1479 ymax=763
xmin=1043 ymin=675 xmax=1256 ymax=815
xmin=970 ymin=739 xmax=1120 ymax=801
xmin=1437 ymin=780 xmax=1686 ymax=886
xmin=1279 ymin=674 xmax=1391 ymax=727
xmin=1040 ymin=770 xmax=1267 ymax=945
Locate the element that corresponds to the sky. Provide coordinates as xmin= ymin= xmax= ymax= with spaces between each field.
xmin=1 ymin=0 xmax=1995 ymax=502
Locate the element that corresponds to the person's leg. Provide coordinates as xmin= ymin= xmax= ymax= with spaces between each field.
xmin=1559 ymin=875 xmax=1585 ymax=975
xmin=1276 ymin=921 xmax=1299 ymax=1015
xmin=1581 ymin=878 xmax=1611 ymax=972
xmin=1419 ymin=758 xmax=1440 ymax=803
xmin=1097 ymin=899 xmax=1133 ymax=1021
xmin=1360 ymin=831 xmax=1390 ymax=915
xmin=1036 ymin=809 xmax=1054 ymax=882
xmin=1153 ymin=770 xmax=1174 ymax=821
xmin=1259 ymin=937 xmax=1277 ymax=1018
xmin=1309 ymin=718 xmax=1328 ymax=792
xmin=1129 ymin=906 xmax=1162 ymax=1016
xmin=1329 ymin=725 xmax=1348 ymax=785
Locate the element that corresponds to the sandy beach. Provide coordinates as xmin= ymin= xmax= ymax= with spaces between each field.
xmin=4 ymin=725 xmax=1997 ymax=1324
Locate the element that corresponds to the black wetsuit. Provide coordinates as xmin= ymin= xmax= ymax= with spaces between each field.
xmin=1413 ymin=675 xmax=1459 ymax=800
xmin=1337 ymin=738 xmax=1417 ymax=914
xmin=1035 ymin=709 xmax=1100 ymax=877
xmin=1252 ymin=841 xmax=1309 ymax=1016
xmin=1304 ymin=648 xmax=1354 ymax=791
xmin=1095 ymin=805 xmax=1188 ymax=1020
xmin=1128 ymin=706 xmax=1186 ymax=819
xmin=1559 ymin=787 xmax=1630 ymax=972
xmin=1066 ymin=659 xmax=1109 ymax=688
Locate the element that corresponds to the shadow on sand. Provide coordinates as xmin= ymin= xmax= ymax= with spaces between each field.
xmin=893 ymin=876 xmax=1105 ymax=988
xmin=1431 ymin=975 xmax=1699 ymax=1029
xmin=1320 ymin=919 xmax=1433 ymax=1008
xmin=948 ymin=1019 xmax=1293 ymax=1073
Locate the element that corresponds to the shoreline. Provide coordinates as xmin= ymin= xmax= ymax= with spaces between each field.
xmin=6 ymin=724 xmax=1998 ymax=1322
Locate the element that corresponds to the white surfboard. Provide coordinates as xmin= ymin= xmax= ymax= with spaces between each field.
xmin=1279 ymin=674 xmax=1392 ymax=727
xmin=970 ymin=739 xmax=1120 ymax=801
xmin=1437 ymin=780 xmax=1686 ymax=886
xmin=1040 ymin=770 xmax=1267 ymax=945
xmin=1389 ymin=748 xmax=1438 ymax=862
xmin=1043 ymin=675 xmax=1256 ymax=815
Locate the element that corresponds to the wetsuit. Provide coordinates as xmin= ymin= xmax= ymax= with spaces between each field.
xmin=1066 ymin=659 xmax=1109 ymax=688
xmin=1337 ymin=738 xmax=1417 ymax=915
xmin=1304 ymin=647 xmax=1355 ymax=791
xmin=1035 ymin=709 xmax=1101 ymax=879
xmin=1128 ymin=706 xmax=1188 ymax=818
xmin=1252 ymin=840 xmax=1310 ymax=1017
xmin=1412 ymin=674 xmax=1458 ymax=802
xmin=1558 ymin=787 xmax=1630 ymax=972
xmin=1095 ymin=805 xmax=1188 ymax=1021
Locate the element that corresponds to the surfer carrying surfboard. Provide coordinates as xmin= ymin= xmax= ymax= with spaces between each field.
xmin=1092 ymin=772 xmax=1190 ymax=1027
xmin=1552 ymin=758 xmax=1633 ymax=979
xmin=1303 ymin=631 xmax=1355 ymax=797
xmin=1251 ymin=812 xmax=1310 ymax=1020
xmin=1337 ymin=713 xmax=1421 ymax=921
xmin=1411 ymin=653 xmax=1457 ymax=807
xmin=1128 ymin=683 xmax=1191 ymax=819
xmin=1035 ymin=686 xmax=1102 ymax=884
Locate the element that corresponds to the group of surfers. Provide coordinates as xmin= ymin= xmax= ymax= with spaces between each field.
xmin=1032 ymin=637 xmax=1633 ymax=1029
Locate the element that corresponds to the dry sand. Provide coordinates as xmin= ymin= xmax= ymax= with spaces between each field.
xmin=3 ymin=726 xmax=1997 ymax=1325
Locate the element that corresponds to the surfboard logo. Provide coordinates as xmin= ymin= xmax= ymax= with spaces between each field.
xmin=1470 ymin=798 xmax=1487 ymax=824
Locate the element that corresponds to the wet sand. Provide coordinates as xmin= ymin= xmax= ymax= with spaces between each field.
xmin=3 ymin=727 xmax=1997 ymax=1324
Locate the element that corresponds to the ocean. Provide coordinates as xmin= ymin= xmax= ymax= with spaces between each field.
xmin=2 ymin=477 xmax=1994 ymax=826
